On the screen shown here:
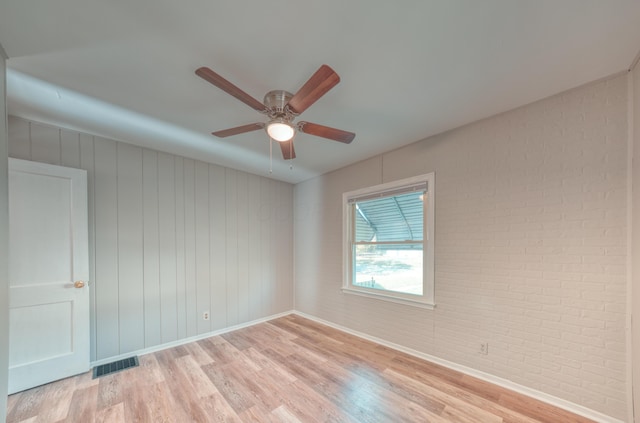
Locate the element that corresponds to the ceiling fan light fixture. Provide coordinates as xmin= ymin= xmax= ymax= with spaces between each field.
xmin=266 ymin=120 xmax=295 ymax=142
xmin=197 ymin=65 xmax=355 ymax=159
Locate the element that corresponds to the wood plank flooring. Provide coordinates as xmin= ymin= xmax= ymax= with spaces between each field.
xmin=6 ymin=315 xmax=595 ymax=422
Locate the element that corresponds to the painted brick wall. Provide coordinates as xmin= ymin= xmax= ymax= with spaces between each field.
xmin=294 ymin=74 xmax=628 ymax=419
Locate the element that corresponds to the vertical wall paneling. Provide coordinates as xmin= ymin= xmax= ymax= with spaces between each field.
xmin=142 ymin=149 xmax=161 ymax=347
xmin=268 ymin=180 xmax=279 ymax=315
xmin=60 ymin=129 xmax=80 ymax=168
xmin=116 ymin=143 xmax=144 ymax=353
xmin=247 ymin=174 xmax=261 ymax=321
xmin=226 ymin=168 xmax=239 ymax=326
xmin=281 ymin=181 xmax=294 ymax=311
xmin=236 ymin=171 xmax=249 ymax=323
xmin=7 ymin=115 xmax=294 ymax=362
xmin=273 ymin=180 xmax=283 ymax=314
xmin=29 ymin=122 xmax=60 ymax=165
xmin=183 ymin=159 xmax=197 ymax=337
xmin=209 ymin=164 xmax=227 ymax=330
xmin=79 ymin=134 xmax=97 ymax=360
xmin=7 ymin=116 xmax=30 ymax=160
xmin=174 ymin=157 xmax=187 ymax=339
xmin=260 ymin=178 xmax=273 ymax=317
xmin=93 ymin=137 xmax=120 ymax=358
xmin=195 ymin=161 xmax=211 ymax=334
xmin=157 ymin=152 xmax=178 ymax=343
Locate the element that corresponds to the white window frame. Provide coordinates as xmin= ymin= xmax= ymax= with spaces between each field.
xmin=342 ymin=173 xmax=435 ymax=309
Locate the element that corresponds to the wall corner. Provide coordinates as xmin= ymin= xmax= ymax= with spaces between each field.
xmin=0 ymin=41 xmax=10 ymax=422
xmin=629 ymin=50 xmax=640 ymax=423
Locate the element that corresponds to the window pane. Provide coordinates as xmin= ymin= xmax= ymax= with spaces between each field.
xmin=354 ymin=191 xmax=424 ymax=242
xmin=353 ymin=244 xmax=423 ymax=295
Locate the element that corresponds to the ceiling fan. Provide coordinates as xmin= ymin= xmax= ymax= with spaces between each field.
xmin=195 ymin=64 xmax=355 ymax=160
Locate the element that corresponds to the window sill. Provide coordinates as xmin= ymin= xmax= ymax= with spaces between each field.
xmin=341 ymin=287 xmax=435 ymax=310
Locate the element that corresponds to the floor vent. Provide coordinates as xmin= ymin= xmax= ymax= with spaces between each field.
xmin=92 ymin=356 xmax=139 ymax=379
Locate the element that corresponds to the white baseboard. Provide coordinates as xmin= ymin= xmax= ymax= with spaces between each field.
xmin=91 ymin=309 xmax=621 ymax=423
xmin=90 ymin=310 xmax=294 ymax=368
xmin=292 ymin=311 xmax=623 ymax=423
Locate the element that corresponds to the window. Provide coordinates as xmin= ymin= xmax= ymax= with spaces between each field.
xmin=342 ymin=173 xmax=435 ymax=308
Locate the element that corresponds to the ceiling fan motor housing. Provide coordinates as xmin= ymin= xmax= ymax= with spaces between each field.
xmin=264 ymin=90 xmax=295 ymax=119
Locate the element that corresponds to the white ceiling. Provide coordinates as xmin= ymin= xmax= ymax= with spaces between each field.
xmin=1 ymin=1 xmax=639 ymax=184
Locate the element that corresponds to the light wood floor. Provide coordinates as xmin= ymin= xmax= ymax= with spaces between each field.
xmin=7 ymin=314 xmax=595 ymax=423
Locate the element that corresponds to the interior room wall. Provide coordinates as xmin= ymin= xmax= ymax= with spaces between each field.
xmin=0 ymin=43 xmax=10 ymax=422
xmin=632 ymin=56 xmax=640 ymax=422
xmin=294 ymin=73 xmax=629 ymax=420
xmin=7 ymin=116 xmax=294 ymax=361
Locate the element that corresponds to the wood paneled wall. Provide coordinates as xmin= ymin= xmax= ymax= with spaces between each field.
xmin=8 ymin=116 xmax=294 ymax=361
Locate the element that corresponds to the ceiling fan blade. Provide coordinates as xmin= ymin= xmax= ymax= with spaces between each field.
xmin=287 ymin=65 xmax=340 ymax=114
xmin=279 ymin=140 xmax=296 ymax=160
xmin=196 ymin=67 xmax=266 ymax=112
xmin=298 ymin=121 xmax=355 ymax=144
xmin=212 ymin=122 xmax=264 ymax=138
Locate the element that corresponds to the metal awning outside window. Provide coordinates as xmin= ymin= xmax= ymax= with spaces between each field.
xmin=353 ymin=190 xmax=425 ymax=244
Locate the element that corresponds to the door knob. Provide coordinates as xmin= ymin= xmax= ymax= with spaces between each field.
xmin=74 ymin=280 xmax=85 ymax=288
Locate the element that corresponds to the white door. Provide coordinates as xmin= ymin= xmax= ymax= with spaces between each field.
xmin=8 ymin=158 xmax=90 ymax=394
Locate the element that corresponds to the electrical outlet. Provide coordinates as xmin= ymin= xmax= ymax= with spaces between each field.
xmin=479 ymin=342 xmax=488 ymax=355
xmin=203 ymin=311 xmax=210 ymax=321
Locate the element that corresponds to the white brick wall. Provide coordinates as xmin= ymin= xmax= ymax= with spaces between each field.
xmin=294 ymin=74 xmax=628 ymax=420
